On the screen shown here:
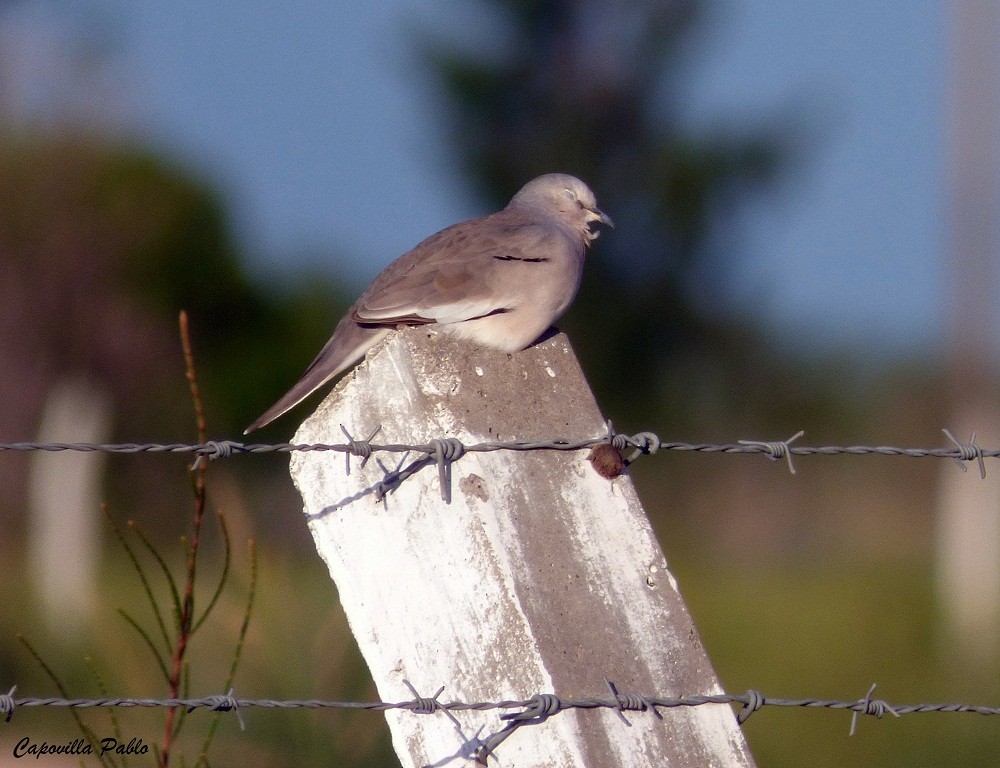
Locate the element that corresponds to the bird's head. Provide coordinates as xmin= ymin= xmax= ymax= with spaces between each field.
xmin=509 ymin=173 xmax=614 ymax=246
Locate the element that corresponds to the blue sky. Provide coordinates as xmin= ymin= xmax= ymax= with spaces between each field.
xmin=2 ymin=0 xmax=984 ymax=356
xmin=675 ymin=1 xmax=945 ymax=352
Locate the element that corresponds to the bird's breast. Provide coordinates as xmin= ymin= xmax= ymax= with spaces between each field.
xmin=439 ymin=310 xmax=546 ymax=353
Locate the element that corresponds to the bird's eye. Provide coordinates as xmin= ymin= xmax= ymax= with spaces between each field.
xmin=564 ymin=188 xmax=578 ymax=202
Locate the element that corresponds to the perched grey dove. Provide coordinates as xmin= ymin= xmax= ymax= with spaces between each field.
xmin=245 ymin=173 xmax=612 ymax=433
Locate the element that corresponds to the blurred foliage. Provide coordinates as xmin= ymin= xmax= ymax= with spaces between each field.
xmin=421 ymin=0 xmax=807 ymax=432
xmin=0 ymin=133 xmax=350 ymax=442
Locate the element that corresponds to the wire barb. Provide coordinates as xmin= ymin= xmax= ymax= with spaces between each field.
xmin=503 ymin=692 xmax=563 ymax=723
xmin=340 ymin=424 xmax=381 ymax=475
xmin=738 ymin=430 xmax=804 ymax=474
xmin=605 ymin=679 xmax=661 ymax=725
xmin=477 ymin=693 xmax=565 ymax=762
xmin=190 ymin=439 xmax=242 ymax=470
xmin=402 ymin=680 xmax=463 ymax=731
xmin=196 ymin=688 xmax=244 ymax=731
xmin=606 ymin=420 xmax=628 ymax=452
xmin=623 ymin=431 xmax=662 ymax=465
xmin=430 ymin=438 xmax=466 ymax=502
xmin=942 ymin=428 xmax=987 ymax=479
xmin=850 ymin=683 xmax=899 ymax=736
xmin=737 ymin=689 xmax=765 ymax=724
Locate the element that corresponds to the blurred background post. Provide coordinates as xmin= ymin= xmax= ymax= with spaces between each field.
xmin=937 ymin=0 xmax=1000 ymax=664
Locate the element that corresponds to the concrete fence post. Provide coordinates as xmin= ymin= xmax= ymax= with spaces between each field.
xmin=290 ymin=327 xmax=756 ymax=768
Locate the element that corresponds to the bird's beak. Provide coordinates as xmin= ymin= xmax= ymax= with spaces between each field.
xmin=586 ymin=207 xmax=613 ymax=229
xmin=596 ymin=208 xmax=614 ymax=228
xmin=583 ymin=207 xmax=613 ymax=243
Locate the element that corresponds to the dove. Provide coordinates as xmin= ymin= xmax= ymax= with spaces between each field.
xmin=245 ymin=173 xmax=612 ymax=433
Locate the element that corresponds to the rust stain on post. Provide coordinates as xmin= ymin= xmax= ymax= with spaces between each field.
xmin=291 ymin=327 xmax=755 ymax=768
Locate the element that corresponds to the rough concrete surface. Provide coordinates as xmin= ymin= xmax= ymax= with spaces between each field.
xmin=291 ymin=327 xmax=755 ymax=768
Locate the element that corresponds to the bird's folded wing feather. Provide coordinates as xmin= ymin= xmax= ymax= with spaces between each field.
xmin=352 ymin=215 xmax=552 ymax=326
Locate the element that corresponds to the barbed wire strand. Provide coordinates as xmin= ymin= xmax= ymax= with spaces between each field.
xmin=0 ymin=429 xmax=991 ymax=505
xmin=2 ymin=684 xmax=998 ymax=729
xmin=0 ymin=429 xmax=995 ymax=472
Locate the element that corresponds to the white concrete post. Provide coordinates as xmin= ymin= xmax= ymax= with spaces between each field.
xmin=291 ymin=328 xmax=755 ymax=768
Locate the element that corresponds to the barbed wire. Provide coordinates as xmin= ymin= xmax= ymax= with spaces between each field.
xmin=0 ymin=427 xmax=991 ymax=503
xmin=1 ymin=681 xmax=998 ymax=756
xmin=0 ymin=427 xmax=993 ymax=474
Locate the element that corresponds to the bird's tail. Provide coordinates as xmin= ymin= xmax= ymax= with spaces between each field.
xmin=244 ymin=323 xmax=388 ymax=434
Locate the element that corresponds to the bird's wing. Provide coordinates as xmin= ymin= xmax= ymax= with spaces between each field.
xmin=352 ymin=214 xmax=554 ymax=326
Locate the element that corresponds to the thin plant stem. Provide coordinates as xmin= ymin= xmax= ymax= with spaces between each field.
xmin=161 ymin=310 xmax=209 ymax=768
